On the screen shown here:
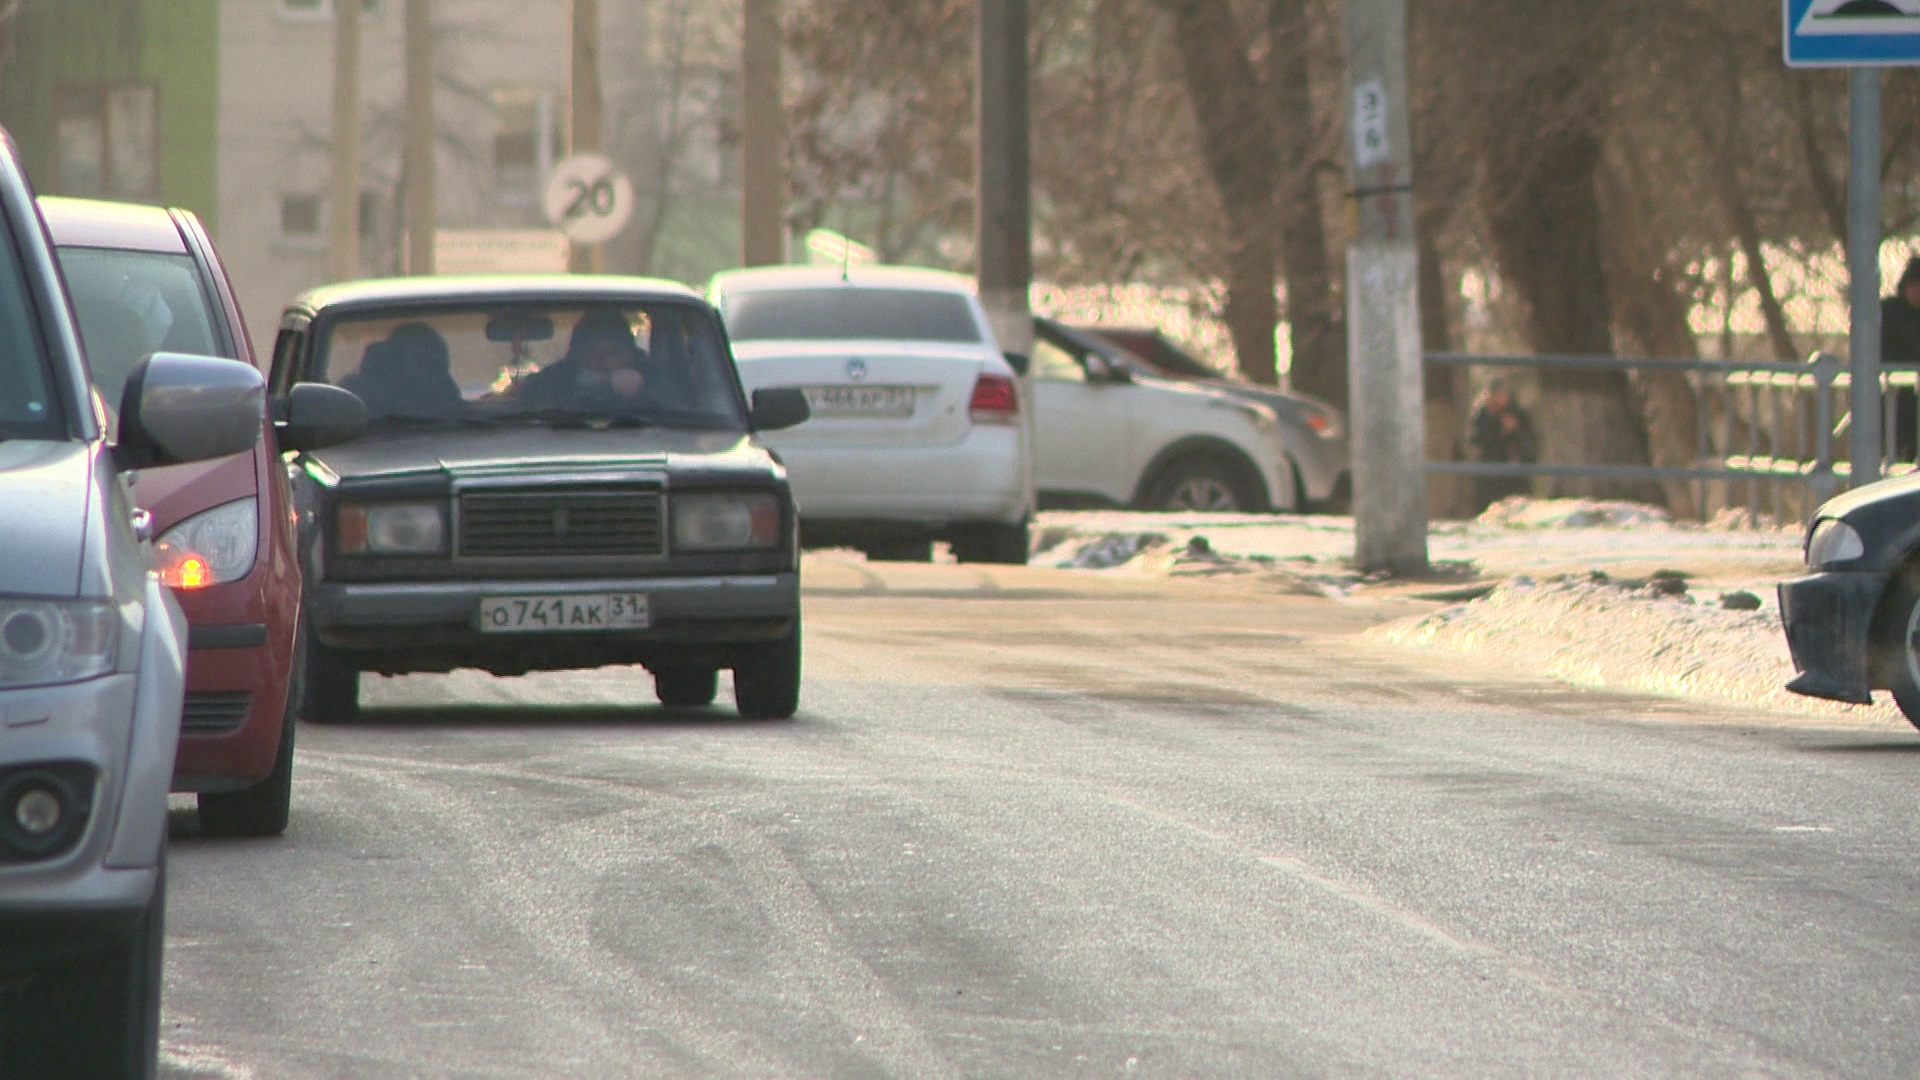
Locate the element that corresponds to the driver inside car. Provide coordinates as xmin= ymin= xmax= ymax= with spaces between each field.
xmin=518 ymin=307 xmax=648 ymax=409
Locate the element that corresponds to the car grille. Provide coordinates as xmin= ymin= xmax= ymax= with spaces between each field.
xmin=182 ymin=692 xmax=253 ymax=734
xmin=459 ymin=487 xmax=666 ymax=558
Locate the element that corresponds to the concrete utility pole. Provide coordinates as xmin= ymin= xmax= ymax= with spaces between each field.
xmin=569 ymin=0 xmax=604 ymax=273
xmin=327 ymin=0 xmax=362 ymax=283
xmin=1848 ymin=68 xmax=1883 ymax=487
xmin=974 ymin=0 xmax=1031 ymax=358
xmin=403 ymin=0 xmax=435 ymax=275
xmin=1341 ymin=0 xmax=1427 ymax=575
xmin=741 ymin=0 xmax=787 ymax=266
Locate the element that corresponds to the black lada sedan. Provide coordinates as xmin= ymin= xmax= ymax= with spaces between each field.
xmin=268 ymin=276 xmax=810 ymax=721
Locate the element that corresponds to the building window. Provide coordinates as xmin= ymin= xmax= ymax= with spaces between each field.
xmin=54 ymin=83 xmax=158 ymax=199
xmin=281 ymin=194 xmax=323 ymax=244
xmin=492 ymin=88 xmax=558 ymax=209
xmin=278 ymin=0 xmax=384 ymax=21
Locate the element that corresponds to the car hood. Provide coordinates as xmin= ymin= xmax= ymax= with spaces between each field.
xmin=0 ymin=440 xmax=95 ymax=599
xmin=1128 ymin=371 xmax=1278 ymax=418
xmin=304 ymin=425 xmax=777 ymax=483
xmin=1816 ymin=469 xmax=1920 ymax=522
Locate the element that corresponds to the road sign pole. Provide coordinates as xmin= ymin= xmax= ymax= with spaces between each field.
xmin=1849 ymin=67 xmax=1883 ymax=487
xmin=1342 ymin=0 xmax=1427 ymax=576
xmin=569 ymin=0 xmax=604 ymax=273
xmin=975 ymin=0 xmax=1032 ymax=360
xmin=404 ymin=0 xmax=435 ymax=276
xmin=327 ymin=0 xmax=361 ymax=283
xmin=741 ymin=0 xmax=788 ymax=267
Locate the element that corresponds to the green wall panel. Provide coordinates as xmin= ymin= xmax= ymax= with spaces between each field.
xmin=0 ymin=0 xmax=218 ymax=227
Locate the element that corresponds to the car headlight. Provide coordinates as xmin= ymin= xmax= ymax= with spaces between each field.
xmin=337 ymin=501 xmax=446 ymax=555
xmin=153 ymin=497 xmax=258 ymax=589
xmin=1299 ymin=402 xmax=1344 ymax=439
xmin=1806 ymin=518 xmax=1865 ymax=568
xmin=673 ymin=493 xmax=781 ymax=551
xmin=0 ymin=600 xmax=118 ymax=688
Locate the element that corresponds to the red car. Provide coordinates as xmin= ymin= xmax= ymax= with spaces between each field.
xmin=42 ymin=197 xmax=363 ymax=836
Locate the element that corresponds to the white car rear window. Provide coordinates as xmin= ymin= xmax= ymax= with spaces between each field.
xmin=724 ymin=288 xmax=982 ymax=344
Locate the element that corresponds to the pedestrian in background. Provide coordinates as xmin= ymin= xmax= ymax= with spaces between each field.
xmin=1881 ymin=255 xmax=1920 ymax=463
xmin=1467 ymin=375 xmax=1537 ymax=514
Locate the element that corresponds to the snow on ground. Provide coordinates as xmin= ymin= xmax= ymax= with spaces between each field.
xmin=1033 ymin=498 xmax=1909 ymax=728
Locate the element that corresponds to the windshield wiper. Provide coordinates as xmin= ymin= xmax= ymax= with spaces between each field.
xmin=364 ymin=413 xmax=491 ymax=429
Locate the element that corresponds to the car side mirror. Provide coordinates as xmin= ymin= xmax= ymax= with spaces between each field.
xmin=750 ymin=387 xmax=811 ymax=431
xmin=115 ymin=352 xmax=264 ymax=469
xmin=1002 ymin=351 xmax=1029 ymax=376
xmin=277 ymin=382 xmax=367 ymax=453
xmin=1087 ymin=353 xmax=1133 ymax=384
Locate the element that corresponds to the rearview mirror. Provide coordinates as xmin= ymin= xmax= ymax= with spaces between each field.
xmin=485 ymin=310 xmax=555 ymax=343
xmin=116 ymin=352 xmax=264 ymax=469
xmin=750 ymin=387 xmax=811 ymax=431
xmin=277 ymin=382 xmax=367 ymax=453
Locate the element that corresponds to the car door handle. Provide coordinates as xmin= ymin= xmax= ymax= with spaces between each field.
xmin=131 ymin=508 xmax=154 ymax=543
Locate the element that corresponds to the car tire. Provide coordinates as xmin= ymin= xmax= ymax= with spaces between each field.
xmin=862 ymin=539 xmax=934 ymax=563
xmin=303 ymin=631 xmax=360 ymax=724
xmin=1882 ymin=568 xmax=1920 ymax=730
xmin=197 ymin=684 xmax=296 ymax=837
xmin=4 ymin=851 xmax=166 ymax=1078
xmin=733 ymin=621 xmax=801 ymax=720
xmin=1147 ymin=456 xmax=1260 ymax=513
xmin=655 ymin=667 xmax=719 ymax=708
xmin=951 ymin=520 xmax=1030 ymax=565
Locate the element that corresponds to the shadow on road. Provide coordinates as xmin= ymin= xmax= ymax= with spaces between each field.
xmin=1794 ymin=737 xmax=1920 ymax=754
xmin=313 ymin=704 xmax=800 ymax=731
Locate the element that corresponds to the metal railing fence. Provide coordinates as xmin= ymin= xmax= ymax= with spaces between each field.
xmin=1421 ymin=350 xmax=1903 ymax=523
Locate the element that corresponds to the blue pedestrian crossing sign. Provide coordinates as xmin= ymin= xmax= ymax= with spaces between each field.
xmin=1787 ymin=0 xmax=1920 ymax=66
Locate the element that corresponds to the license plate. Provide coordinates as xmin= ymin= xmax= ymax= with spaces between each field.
xmin=477 ymin=593 xmax=650 ymax=633
xmin=804 ymin=385 xmax=915 ymax=417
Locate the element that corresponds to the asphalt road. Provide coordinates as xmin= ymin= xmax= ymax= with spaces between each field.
xmin=159 ymin=560 xmax=1920 ymax=1078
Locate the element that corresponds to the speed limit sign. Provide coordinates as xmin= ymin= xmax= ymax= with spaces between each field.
xmin=543 ymin=153 xmax=634 ymax=245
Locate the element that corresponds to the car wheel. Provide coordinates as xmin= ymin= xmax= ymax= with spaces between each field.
xmin=303 ymin=632 xmax=360 ymax=724
xmin=1148 ymin=457 xmax=1258 ymax=513
xmin=1883 ymin=570 xmax=1920 ymax=731
xmin=4 ymin=851 xmax=166 ymax=1078
xmin=862 ymin=539 xmax=934 ymax=562
xmin=733 ymin=621 xmax=801 ymax=720
xmin=197 ymin=684 xmax=296 ymax=837
xmin=951 ymin=520 xmax=1030 ymax=565
xmin=654 ymin=667 xmax=718 ymax=708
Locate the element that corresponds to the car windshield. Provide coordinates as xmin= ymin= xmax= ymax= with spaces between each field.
xmin=0 ymin=216 xmax=62 ymax=440
xmin=310 ymin=301 xmax=747 ymax=431
xmin=722 ymin=286 xmax=982 ymax=343
xmin=58 ymin=246 xmax=226 ymax=418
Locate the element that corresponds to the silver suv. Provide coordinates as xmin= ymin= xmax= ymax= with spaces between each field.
xmin=0 ymin=133 xmax=263 ymax=1076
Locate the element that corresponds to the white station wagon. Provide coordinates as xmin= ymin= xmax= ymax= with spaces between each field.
xmin=709 ymin=266 xmax=1034 ymax=564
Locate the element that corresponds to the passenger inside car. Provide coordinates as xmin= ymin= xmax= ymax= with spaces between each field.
xmin=517 ymin=307 xmax=650 ymax=408
xmin=340 ymin=322 xmax=464 ymax=420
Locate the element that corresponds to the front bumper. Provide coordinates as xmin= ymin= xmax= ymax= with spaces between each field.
xmin=1778 ymin=569 xmax=1888 ymax=704
xmin=310 ymin=572 xmax=800 ymax=674
xmin=172 ymin=546 xmax=300 ymax=792
xmin=174 ymin=623 xmax=293 ymax=793
xmin=0 ymin=670 xmax=171 ymax=979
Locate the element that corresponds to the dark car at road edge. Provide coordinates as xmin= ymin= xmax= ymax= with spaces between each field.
xmin=1780 ymin=472 xmax=1920 ymax=725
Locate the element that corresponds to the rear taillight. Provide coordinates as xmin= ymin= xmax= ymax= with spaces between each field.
xmin=969 ymin=374 xmax=1019 ymax=424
